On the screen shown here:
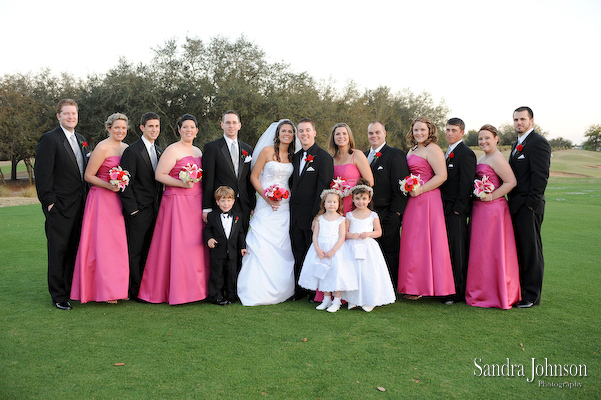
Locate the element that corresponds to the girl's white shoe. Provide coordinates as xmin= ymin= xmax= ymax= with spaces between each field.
xmin=362 ymin=306 xmax=374 ymax=312
xmin=316 ymin=298 xmax=332 ymax=310
xmin=327 ymin=298 xmax=342 ymax=313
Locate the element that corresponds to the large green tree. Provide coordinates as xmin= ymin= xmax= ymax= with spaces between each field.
xmin=583 ymin=124 xmax=601 ymax=151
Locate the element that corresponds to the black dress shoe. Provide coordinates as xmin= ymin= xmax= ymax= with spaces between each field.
xmin=54 ymin=301 xmax=72 ymax=310
xmin=212 ymin=298 xmax=229 ymax=306
xmin=514 ymin=300 xmax=534 ymax=309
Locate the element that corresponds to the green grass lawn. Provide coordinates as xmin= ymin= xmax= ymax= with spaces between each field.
xmin=1 ymin=178 xmax=599 ymax=399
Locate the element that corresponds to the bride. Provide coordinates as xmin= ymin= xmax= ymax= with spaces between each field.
xmin=237 ymin=120 xmax=300 ymax=305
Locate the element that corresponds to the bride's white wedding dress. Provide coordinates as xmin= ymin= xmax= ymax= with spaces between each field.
xmin=237 ymin=161 xmax=295 ymax=305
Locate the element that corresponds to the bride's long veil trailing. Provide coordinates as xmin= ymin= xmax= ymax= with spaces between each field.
xmin=251 ymin=119 xmax=301 ymax=170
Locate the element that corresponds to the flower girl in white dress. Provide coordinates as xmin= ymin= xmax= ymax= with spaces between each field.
xmin=298 ymin=189 xmax=357 ymax=312
xmin=343 ymin=183 xmax=396 ymax=311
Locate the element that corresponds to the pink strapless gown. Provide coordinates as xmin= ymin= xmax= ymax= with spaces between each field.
xmin=397 ymin=155 xmax=455 ymax=296
xmin=314 ymin=162 xmax=361 ymax=302
xmin=334 ymin=162 xmax=361 ymax=213
xmin=138 ymin=156 xmax=209 ymax=305
xmin=71 ymin=156 xmax=129 ymax=303
xmin=465 ymin=164 xmax=521 ymax=309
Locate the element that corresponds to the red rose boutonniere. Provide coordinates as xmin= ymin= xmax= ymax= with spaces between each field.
xmin=374 ymin=151 xmax=382 ymax=160
xmin=242 ymin=149 xmax=248 ymax=157
xmin=81 ymin=141 xmax=88 ymax=148
xmin=448 ymin=153 xmax=455 ymax=159
xmin=235 ymin=216 xmax=239 ymax=223
xmin=516 ymin=144 xmax=523 ymax=152
xmin=305 ymin=154 xmax=314 ymax=163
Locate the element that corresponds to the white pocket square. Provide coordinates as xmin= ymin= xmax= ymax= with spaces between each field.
xmin=518 ymin=154 xmax=525 ymax=159
xmin=377 ymin=165 xmax=383 ymax=170
xmin=306 ymin=166 xmax=315 ymax=172
xmin=244 ymin=156 xmax=252 ymax=163
xmin=448 ymin=164 xmax=454 ymax=168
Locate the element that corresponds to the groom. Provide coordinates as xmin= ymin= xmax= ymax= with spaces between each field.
xmin=34 ymin=99 xmax=89 ymax=310
xmin=508 ymin=106 xmax=551 ymax=308
xmin=119 ymin=112 xmax=163 ymax=300
xmin=203 ymin=110 xmax=255 ymax=228
xmin=290 ymin=118 xmax=334 ymax=300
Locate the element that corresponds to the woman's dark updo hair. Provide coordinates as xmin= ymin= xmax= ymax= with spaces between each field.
xmin=176 ymin=114 xmax=198 ymax=135
xmin=274 ymin=119 xmax=296 ymax=162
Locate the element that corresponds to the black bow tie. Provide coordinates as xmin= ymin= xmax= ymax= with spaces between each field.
xmin=221 ymin=211 xmax=232 ymax=217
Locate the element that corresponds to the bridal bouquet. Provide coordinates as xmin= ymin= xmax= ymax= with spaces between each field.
xmin=399 ymin=174 xmax=423 ymax=195
xmin=179 ymin=163 xmax=202 ymax=183
xmin=108 ymin=166 xmax=130 ymax=191
xmin=264 ymin=184 xmax=289 ymax=201
xmin=473 ymin=175 xmax=495 ymax=199
xmin=330 ymin=177 xmax=353 ymax=197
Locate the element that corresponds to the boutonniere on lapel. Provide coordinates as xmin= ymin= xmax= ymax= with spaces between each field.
xmin=234 ymin=216 xmax=239 ymax=224
xmin=448 ymin=153 xmax=455 ymax=159
xmin=242 ymin=149 xmax=252 ymax=163
xmin=305 ymin=154 xmax=314 ymax=163
xmin=80 ymin=140 xmax=88 ymax=148
xmin=374 ymin=152 xmax=382 ymax=161
xmin=516 ymin=144 xmax=524 ymax=153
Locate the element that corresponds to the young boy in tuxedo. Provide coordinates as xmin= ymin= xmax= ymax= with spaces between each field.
xmin=204 ymin=186 xmax=247 ymax=305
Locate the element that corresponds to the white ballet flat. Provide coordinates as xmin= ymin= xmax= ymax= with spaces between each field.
xmin=362 ymin=306 xmax=374 ymax=312
xmin=327 ymin=302 xmax=341 ymax=313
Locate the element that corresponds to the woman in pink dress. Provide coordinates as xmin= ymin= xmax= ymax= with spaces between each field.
xmin=465 ymin=125 xmax=520 ymax=309
xmin=314 ymin=123 xmax=374 ymax=302
xmin=329 ymin=123 xmax=373 ymax=213
xmin=71 ymin=113 xmax=130 ymax=304
xmin=138 ymin=114 xmax=209 ymax=305
xmin=397 ymin=117 xmax=455 ymax=299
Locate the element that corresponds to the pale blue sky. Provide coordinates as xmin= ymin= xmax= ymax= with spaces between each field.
xmin=1 ymin=0 xmax=599 ymax=143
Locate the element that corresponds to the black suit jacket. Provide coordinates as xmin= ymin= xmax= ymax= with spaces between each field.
xmin=203 ymin=211 xmax=246 ymax=260
xmin=508 ymin=131 xmax=551 ymax=214
xmin=290 ymin=143 xmax=334 ymax=230
xmin=34 ymin=126 xmax=89 ymax=216
xmin=119 ymin=139 xmax=163 ymax=216
xmin=366 ymin=144 xmax=409 ymax=215
xmin=440 ymin=142 xmax=477 ymax=215
xmin=202 ymin=137 xmax=255 ymax=216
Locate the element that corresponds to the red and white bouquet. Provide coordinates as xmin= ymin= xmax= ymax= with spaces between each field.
xmin=264 ymin=184 xmax=290 ymax=201
xmin=108 ymin=166 xmax=130 ymax=191
xmin=330 ymin=176 xmax=353 ymax=197
xmin=399 ymin=174 xmax=423 ymax=195
xmin=473 ymin=175 xmax=495 ymax=199
xmin=179 ymin=163 xmax=202 ymax=183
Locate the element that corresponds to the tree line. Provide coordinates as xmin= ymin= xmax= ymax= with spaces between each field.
xmin=1 ymin=35 xmax=451 ymax=182
xmin=2 ymin=35 xmax=599 ymax=183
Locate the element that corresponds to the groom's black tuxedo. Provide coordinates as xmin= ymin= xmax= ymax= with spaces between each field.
xmin=118 ymin=139 xmax=163 ymax=298
xmin=440 ymin=141 xmax=476 ymax=301
xmin=366 ymin=144 xmax=408 ymax=287
xmin=203 ymin=137 xmax=255 ymax=226
xmin=290 ymin=143 xmax=334 ymax=294
xmin=508 ymin=131 xmax=551 ymax=305
xmin=34 ymin=126 xmax=89 ymax=303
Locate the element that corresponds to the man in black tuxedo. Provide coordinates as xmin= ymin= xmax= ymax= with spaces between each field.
xmin=290 ymin=118 xmax=334 ymax=299
xmin=119 ymin=112 xmax=163 ymax=300
xmin=508 ymin=106 xmax=551 ymax=308
xmin=34 ymin=99 xmax=89 ymax=310
xmin=440 ymin=118 xmax=476 ymax=304
xmin=202 ymin=111 xmax=255 ymax=228
xmin=365 ymin=121 xmax=408 ymax=289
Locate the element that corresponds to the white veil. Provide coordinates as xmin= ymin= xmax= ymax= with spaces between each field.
xmin=251 ymin=119 xmax=302 ymax=169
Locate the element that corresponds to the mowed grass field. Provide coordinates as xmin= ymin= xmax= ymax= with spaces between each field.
xmin=0 ymin=151 xmax=600 ymax=399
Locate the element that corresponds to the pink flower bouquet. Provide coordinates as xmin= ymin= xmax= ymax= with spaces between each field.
xmin=399 ymin=174 xmax=423 ymax=195
xmin=330 ymin=177 xmax=353 ymax=197
xmin=108 ymin=166 xmax=130 ymax=191
xmin=473 ymin=175 xmax=495 ymax=199
xmin=264 ymin=184 xmax=289 ymax=201
xmin=179 ymin=163 xmax=202 ymax=183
